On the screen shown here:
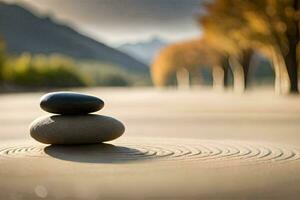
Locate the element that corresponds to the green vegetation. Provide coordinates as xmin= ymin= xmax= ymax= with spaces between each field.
xmin=0 ymin=38 xmax=5 ymax=82
xmin=0 ymin=38 xmax=151 ymax=91
xmin=2 ymin=53 xmax=86 ymax=88
xmin=1 ymin=55 xmax=151 ymax=89
xmin=77 ymin=61 xmax=151 ymax=87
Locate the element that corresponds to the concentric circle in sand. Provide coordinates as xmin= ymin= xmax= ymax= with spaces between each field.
xmin=0 ymin=139 xmax=299 ymax=165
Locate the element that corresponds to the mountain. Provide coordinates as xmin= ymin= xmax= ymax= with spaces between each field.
xmin=118 ymin=37 xmax=168 ymax=65
xmin=0 ymin=2 xmax=148 ymax=73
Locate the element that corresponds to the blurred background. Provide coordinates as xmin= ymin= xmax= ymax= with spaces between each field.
xmin=0 ymin=0 xmax=298 ymax=94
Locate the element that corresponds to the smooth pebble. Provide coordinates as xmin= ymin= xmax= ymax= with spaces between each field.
xmin=40 ymin=92 xmax=104 ymax=115
xmin=30 ymin=115 xmax=125 ymax=144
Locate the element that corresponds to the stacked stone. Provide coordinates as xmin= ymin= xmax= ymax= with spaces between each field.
xmin=30 ymin=92 xmax=125 ymax=145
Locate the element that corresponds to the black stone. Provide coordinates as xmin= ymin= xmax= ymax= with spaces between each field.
xmin=40 ymin=92 xmax=104 ymax=114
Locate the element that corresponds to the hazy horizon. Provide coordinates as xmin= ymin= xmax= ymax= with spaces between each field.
xmin=1 ymin=0 xmax=203 ymax=46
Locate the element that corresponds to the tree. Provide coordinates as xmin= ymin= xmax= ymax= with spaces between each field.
xmin=200 ymin=0 xmax=257 ymax=92
xmin=199 ymin=0 xmax=300 ymax=94
xmin=281 ymin=0 xmax=300 ymax=93
xmin=151 ymin=38 xmax=228 ymax=89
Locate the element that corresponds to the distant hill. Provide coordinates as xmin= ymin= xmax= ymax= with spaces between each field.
xmin=118 ymin=37 xmax=168 ymax=65
xmin=0 ymin=2 xmax=148 ymax=73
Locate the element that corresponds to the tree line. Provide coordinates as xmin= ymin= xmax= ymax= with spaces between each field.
xmin=152 ymin=0 xmax=300 ymax=94
xmin=0 ymin=37 xmax=147 ymax=91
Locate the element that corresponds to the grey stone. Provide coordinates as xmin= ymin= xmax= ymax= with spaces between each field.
xmin=30 ymin=115 xmax=125 ymax=144
xmin=40 ymin=92 xmax=104 ymax=115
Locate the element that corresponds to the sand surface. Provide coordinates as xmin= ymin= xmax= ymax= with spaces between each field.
xmin=1 ymin=88 xmax=300 ymax=199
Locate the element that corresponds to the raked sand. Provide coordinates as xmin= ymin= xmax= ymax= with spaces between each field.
xmin=1 ymin=87 xmax=300 ymax=199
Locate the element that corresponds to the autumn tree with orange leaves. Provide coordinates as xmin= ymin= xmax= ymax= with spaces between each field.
xmin=151 ymin=38 xmax=229 ymax=89
xmin=199 ymin=0 xmax=300 ymax=94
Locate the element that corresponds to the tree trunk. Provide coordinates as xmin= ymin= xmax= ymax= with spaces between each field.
xmin=271 ymin=50 xmax=283 ymax=94
xmin=229 ymin=56 xmax=245 ymax=93
xmin=212 ymin=65 xmax=225 ymax=90
xmin=240 ymin=50 xmax=253 ymax=90
xmin=270 ymin=47 xmax=291 ymax=94
xmin=285 ymin=43 xmax=298 ymax=93
xmin=176 ymin=68 xmax=190 ymax=89
xmin=223 ymin=66 xmax=229 ymax=88
xmin=284 ymin=0 xmax=299 ymax=93
xmin=228 ymin=51 xmax=252 ymax=93
xmin=222 ymin=57 xmax=231 ymax=88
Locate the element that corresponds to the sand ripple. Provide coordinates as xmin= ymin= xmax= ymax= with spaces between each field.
xmin=0 ymin=140 xmax=299 ymax=165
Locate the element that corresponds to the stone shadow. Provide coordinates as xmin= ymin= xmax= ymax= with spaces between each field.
xmin=44 ymin=143 xmax=151 ymax=164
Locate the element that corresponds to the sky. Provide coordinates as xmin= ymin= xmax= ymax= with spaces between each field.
xmin=2 ymin=0 xmax=203 ymax=45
